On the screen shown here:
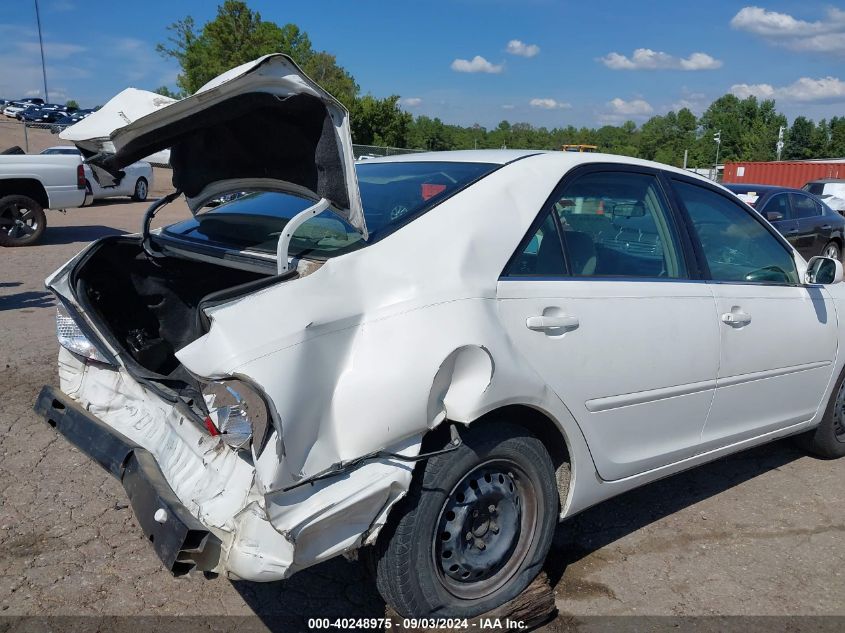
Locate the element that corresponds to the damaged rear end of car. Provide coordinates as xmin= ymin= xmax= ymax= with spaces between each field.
xmin=34 ymin=54 xmax=425 ymax=582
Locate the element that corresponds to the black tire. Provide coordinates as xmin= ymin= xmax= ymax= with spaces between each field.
xmin=822 ymin=241 xmax=841 ymax=262
xmin=132 ymin=177 xmax=148 ymax=202
xmin=798 ymin=367 xmax=845 ymax=458
xmin=370 ymin=421 xmax=558 ymax=618
xmin=0 ymin=194 xmax=46 ymax=247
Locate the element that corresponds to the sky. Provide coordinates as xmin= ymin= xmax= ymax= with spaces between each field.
xmin=2 ymin=1 xmax=844 ymax=129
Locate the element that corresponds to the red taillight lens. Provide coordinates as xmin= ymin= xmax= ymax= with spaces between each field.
xmin=204 ymin=416 xmax=220 ymax=437
xmin=76 ymin=164 xmax=85 ymax=189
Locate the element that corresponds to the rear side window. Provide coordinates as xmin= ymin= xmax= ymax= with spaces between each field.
xmin=555 ymin=171 xmax=687 ymax=278
xmin=506 ymin=210 xmax=567 ymax=276
xmin=673 ymin=180 xmax=799 ymax=284
xmin=790 ymin=193 xmax=821 ymax=219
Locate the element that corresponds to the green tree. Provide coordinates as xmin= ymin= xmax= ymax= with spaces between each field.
xmin=65 ymin=99 xmax=79 ymax=110
xmin=830 ymin=117 xmax=845 ymax=158
xmin=157 ymin=0 xmax=355 ymax=106
xmin=350 ymin=95 xmax=412 ymax=146
xmin=784 ymin=116 xmax=814 ymax=160
xmin=810 ymin=119 xmax=830 ymax=157
xmin=153 ymin=85 xmax=185 ymax=100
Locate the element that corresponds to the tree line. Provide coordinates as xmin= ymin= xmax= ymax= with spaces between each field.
xmin=157 ymin=1 xmax=845 ymax=168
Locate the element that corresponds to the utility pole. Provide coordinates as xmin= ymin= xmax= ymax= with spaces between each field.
xmin=713 ymin=130 xmax=721 ymax=181
xmin=776 ymin=125 xmax=785 ymax=161
xmin=34 ymin=0 xmax=49 ymax=102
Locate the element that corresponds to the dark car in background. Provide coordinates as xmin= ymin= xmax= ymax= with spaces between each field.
xmin=49 ymin=109 xmax=94 ymax=133
xmin=724 ymin=184 xmax=845 ymax=261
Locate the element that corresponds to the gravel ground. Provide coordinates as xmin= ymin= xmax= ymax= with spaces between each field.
xmin=0 ymin=122 xmax=843 ymax=631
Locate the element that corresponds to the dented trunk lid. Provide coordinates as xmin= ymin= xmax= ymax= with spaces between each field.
xmin=69 ymin=54 xmax=366 ymax=237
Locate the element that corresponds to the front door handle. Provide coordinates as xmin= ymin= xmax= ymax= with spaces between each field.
xmin=786 ymin=229 xmax=800 ymax=235
xmin=721 ymin=310 xmax=752 ymax=327
xmin=526 ymin=315 xmax=579 ymax=331
xmin=821 ymin=224 xmax=832 ymax=230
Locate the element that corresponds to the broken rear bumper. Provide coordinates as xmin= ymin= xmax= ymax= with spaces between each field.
xmin=34 ymin=385 xmax=220 ymax=576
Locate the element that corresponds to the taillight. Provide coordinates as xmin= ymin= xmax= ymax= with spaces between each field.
xmin=76 ymin=164 xmax=85 ymax=189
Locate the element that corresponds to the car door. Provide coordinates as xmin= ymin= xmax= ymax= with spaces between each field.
xmin=790 ymin=192 xmax=827 ymax=258
xmin=497 ymin=165 xmax=720 ymax=481
xmin=670 ymin=177 xmax=838 ymax=446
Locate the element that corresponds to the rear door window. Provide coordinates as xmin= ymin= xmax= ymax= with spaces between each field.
xmin=554 ymin=171 xmax=687 ymax=278
xmin=790 ymin=193 xmax=822 ymax=219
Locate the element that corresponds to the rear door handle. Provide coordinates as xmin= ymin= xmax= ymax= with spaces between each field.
xmin=821 ymin=224 xmax=832 ymax=230
xmin=526 ymin=315 xmax=579 ymax=331
xmin=721 ymin=310 xmax=752 ymax=326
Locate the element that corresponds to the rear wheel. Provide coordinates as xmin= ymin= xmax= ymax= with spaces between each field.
xmin=799 ymin=367 xmax=845 ymax=458
xmin=370 ymin=421 xmax=558 ymax=618
xmin=822 ymin=241 xmax=841 ymax=261
xmin=0 ymin=194 xmax=46 ymax=246
xmin=132 ymin=177 xmax=148 ymax=202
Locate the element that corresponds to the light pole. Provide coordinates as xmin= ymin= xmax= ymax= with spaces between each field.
xmin=34 ymin=0 xmax=49 ymax=102
xmin=713 ymin=130 xmax=721 ymax=180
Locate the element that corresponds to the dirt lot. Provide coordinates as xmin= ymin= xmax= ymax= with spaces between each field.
xmin=1 ymin=121 xmax=844 ymax=631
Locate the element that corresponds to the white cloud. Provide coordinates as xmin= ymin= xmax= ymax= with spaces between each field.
xmin=18 ymin=41 xmax=86 ymax=60
xmin=730 ymin=6 xmax=845 ymax=54
xmin=600 ymin=48 xmax=722 ymax=70
xmin=505 ymin=39 xmax=540 ymax=58
xmin=670 ymin=91 xmax=709 ymax=114
xmin=49 ymin=0 xmax=76 ymax=11
xmin=450 ymin=55 xmax=504 ymax=74
xmin=608 ymin=97 xmax=654 ymax=115
xmin=400 ymin=97 xmax=422 ymax=107
xmin=529 ymin=98 xmax=571 ymax=109
xmin=599 ymin=97 xmax=654 ymax=123
xmin=731 ymin=76 xmax=845 ymax=103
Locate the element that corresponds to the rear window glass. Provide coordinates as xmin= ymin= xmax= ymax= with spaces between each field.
xmin=162 ymin=161 xmax=497 ymax=260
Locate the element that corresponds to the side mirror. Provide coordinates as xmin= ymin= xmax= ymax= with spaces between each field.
xmin=766 ymin=211 xmax=783 ymax=222
xmin=805 ymin=256 xmax=844 ymax=284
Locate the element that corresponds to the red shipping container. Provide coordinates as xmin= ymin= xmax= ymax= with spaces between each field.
xmin=723 ymin=161 xmax=845 ymax=189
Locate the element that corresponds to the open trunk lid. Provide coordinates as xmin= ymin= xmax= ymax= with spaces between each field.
xmin=65 ymin=54 xmax=366 ymax=237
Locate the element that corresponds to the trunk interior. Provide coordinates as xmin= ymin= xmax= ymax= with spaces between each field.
xmin=75 ymin=239 xmax=270 ymax=381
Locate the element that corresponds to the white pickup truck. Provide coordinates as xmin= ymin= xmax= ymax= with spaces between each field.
xmin=0 ymin=150 xmax=89 ymax=246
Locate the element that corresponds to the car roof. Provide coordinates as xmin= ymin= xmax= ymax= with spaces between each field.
xmin=362 ymin=149 xmax=728 ymax=189
xmin=723 ymin=183 xmax=805 ymax=194
xmin=360 ymin=149 xmax=543 ymax=165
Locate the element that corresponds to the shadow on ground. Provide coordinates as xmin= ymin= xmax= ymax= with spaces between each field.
xmin=545 ymin=439 xmax=805 ymax=589
xmin=0 ymin=289 xmax=55 ymax=311
xmin=39 ymin=225 xmax=128 ymax=245
xmin=232 ymin=556 xmax=385 ymax=631
xmin=230 ymin=439 xmax=805 ymax=631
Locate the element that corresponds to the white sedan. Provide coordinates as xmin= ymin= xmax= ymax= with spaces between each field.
xmin=36 ymin=55 xmax=845 ymax=618
xmin=40 ymin=146 xmax=152 ymax=202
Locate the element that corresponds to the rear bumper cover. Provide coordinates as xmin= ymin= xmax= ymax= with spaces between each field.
xmin=34 ymin=385 xmax=219 ymax=576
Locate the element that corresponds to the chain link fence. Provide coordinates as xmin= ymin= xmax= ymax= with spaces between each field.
xmin=353 ymin=144 xmax=424 ymax=159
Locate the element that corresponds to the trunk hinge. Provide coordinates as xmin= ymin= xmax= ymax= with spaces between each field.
xmin=141 ymin=190 xmax=182 ymax=258
xmin=276 ymin=198 xmax=329 ymax=274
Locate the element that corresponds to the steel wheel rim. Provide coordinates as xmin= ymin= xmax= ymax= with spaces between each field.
xmin=0 ymin=202 xmax=39 ymax=240
xmin=833 ymin=377 xmax=845 ymax=441
xmin=825 ymin=244 xmax=840 ymax=259
xmin=433 ymin=459 xmax=538 ymax=600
